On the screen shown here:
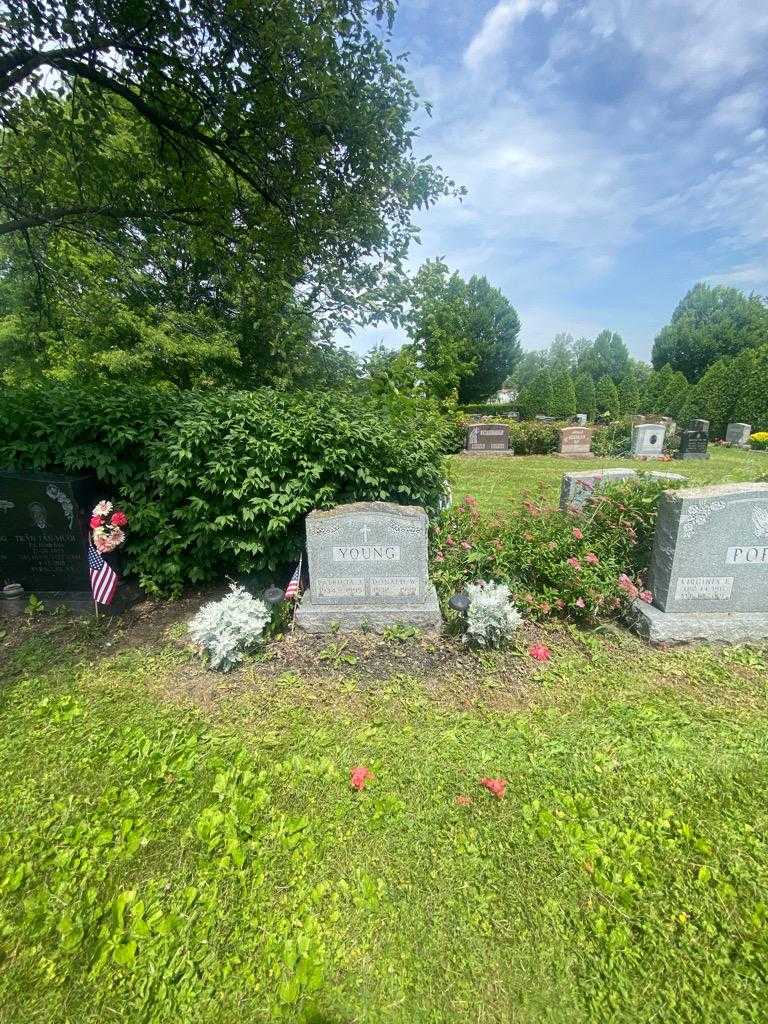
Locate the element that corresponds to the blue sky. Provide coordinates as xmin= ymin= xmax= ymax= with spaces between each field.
xmin=344 ymin=0 xmax=768 ymax=362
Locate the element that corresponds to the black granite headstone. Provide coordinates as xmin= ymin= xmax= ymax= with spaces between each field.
xmin=676 ymin=429 xmax=710 ymax=461
xmin=0 ymin=470 xmax=99 ymax=610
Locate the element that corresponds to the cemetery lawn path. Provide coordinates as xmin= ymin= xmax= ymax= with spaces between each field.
xmin=2 ymin=611 xmax=768 ymax=1024
xmin=448 ymin=446 xmax=768 ymax=511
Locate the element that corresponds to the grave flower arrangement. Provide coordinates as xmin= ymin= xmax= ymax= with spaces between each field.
xmin=89 ymin=500 xmax=128 ymax=554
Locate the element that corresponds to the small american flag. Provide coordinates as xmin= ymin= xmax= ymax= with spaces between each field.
xmin=284 ymin=556 xmax=302 ymax=600
xmin=88 ymin=542 xmax=119 ymax=606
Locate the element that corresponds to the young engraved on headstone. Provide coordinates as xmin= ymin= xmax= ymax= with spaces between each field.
xmin=557 ymin=426 xmax=594 ymax=458
xmin=630 ymin=423 xmax=667 ymax=459
xmin=726 ymin=422 xmax=752 ymax=449
xmin=633 ymin=482 xmax=768 ymax=642
xmin=295 ymin=501 xmax=442 ymax=633
xmin=464 ymin=423 xmax=512 ymax=455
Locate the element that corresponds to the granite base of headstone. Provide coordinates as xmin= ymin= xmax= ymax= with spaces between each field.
xmin=464 ymin=423 xmax=514 ymax=456
xmin=630 ymin=423 xmax=667 ymax=459
xmin=632 ymin=482 xmax=768 ymax=643
xmin=646 ymin=471 xmax=688 ymax=485
xmin=557 ymin=426 xmax=594 ymax=458
xmin=295 ymin=501 xmax=442 ymax=634
xmin=559 ymin=468 xmax=637 ymax=511
xmin=726 ymin=422 xmax=752 ymax=449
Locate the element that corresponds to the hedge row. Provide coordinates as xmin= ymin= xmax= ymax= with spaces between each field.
xmin=0 ymin=383 xmax=450 ymax=595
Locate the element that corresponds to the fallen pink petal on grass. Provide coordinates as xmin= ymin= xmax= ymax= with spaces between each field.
xmin=350 ymin=766 xmax=373 ymax=792
xmin=480 ymin=777 xmax=507 ymax=799
xmin=529 ymin=643 xmax=551 ymax=662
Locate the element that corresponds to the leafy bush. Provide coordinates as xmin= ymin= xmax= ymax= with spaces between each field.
xmin=431 ymin=479 xmax=678 ymax=623
xmin=463 ymin=581 xmax=523 ymax=648
xmin=188 ymin=585 xmax=271 ymax=671
xmin=751 ymin=432 xmax=768 ymax=450
xmin=458 ymin=403 xmax=518 ymax=416
xmin=591 ymin=423 xmax=632 ymax=456
xmin=0 ymin=382 xmax=450 ymax=595
xmin=506 ymin=420 xmax=561 ymax=455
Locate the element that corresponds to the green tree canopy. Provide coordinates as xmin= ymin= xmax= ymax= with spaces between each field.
xmin=618 ymin=375 xmax=640 ymax=416
xmin=549 ymin=370 xmax=577 ymax=419
xmin=574 ymin=372 xmax=597 ymax=420
xmin=519 ymin=368 xmax=553 ymax=418
xmin=0 ymin=0 xmax=460 ymax=384
xmin=595 ymin=375 xmax=620 ymax=418
xmin=652 ymin=283 xmax=768 ymax=382
xmin=577 ymin=330 xmax=631 ymax=383
xmin=406 ymin=260 xmax=521 ymax=403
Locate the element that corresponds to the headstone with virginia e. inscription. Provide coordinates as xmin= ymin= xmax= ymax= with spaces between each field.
xmin=557 ymin=426 xmax=594 ymax=458
xmin=631 ymin=423 xmax=666 ymax=459
xmin=295 ymin=501 xmax=442 ymax=633
xmin=726 ymin=422 xmax=752 ymax=448
xmin=633 ymin=482 xmax=768 ymax=642
xmin=0 ymin=470 xmax=98 ymax=610
xmin=465 ymin=423 xmax=512 ymax=454
xmin=559 ymin=468 xmax=637 ymax=511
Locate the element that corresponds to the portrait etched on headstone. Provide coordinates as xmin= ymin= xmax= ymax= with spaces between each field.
xmin=465 ymin=423 xmax=512 ymax=454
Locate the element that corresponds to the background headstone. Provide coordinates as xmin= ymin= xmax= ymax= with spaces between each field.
xmin=634 ymin=483 xmax=768 ymax=642
xmin=295 ymin=501 xmax=442 ymax=633
xmin=574 ymin=413 xmax=588 ymax=425
xmin=557 ymin=426 xmax=594 ymax=458
xmin=726 ymin=422 xmax=752 ymax=448
xmin=631 ymin=423 xmax=666 ymax=459
xmin=559 ymin=468 xmax=637 ymax=511
xmin=465 ymin=424 xmax=511 ymax=454
xmin=646 ymin=471 xmax=687 ymax=485
xmin=0 ymin=470 xmax=97 ymax=611
xmin=676 ymin=422 xmax=710 ymax=460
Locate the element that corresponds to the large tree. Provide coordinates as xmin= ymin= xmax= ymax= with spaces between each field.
xmin=577 ymin=329 xmax=631 ymax=383
xmin=652 ymin=283 xmax=768 ymax=382
xmin=406 ymin=260 xmax=521 ymax=403
xmin=0 ymin=0 xmax=459 ymax=382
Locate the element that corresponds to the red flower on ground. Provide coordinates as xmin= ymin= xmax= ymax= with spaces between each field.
xmin=566 ymin=557 xmax=582 ymax=570
xmin=480 ymin=777 xmax=507 ymax=799
xmin=529 ymin=643 xmax=551 ymax=662
xmin=110 ymin=510 xmax=128 ymax=527
xmin=585 ymin=552 xmax=600 ymax=565
xmin=455 ymin=795 xmax=473 ymax=807
xmin=572 ymin=527 xmax=584 ymax=540
xmin=350 ymin=766 xmax=373 ymax=792
xmin=89 ymin=515 xmax=104 ymax=529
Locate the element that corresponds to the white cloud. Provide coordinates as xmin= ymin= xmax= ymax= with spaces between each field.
xmin=464 ymin=0 xmax=557 ymax=71
xmin=711 ymin=89 xmax=764 ymax=130
xmin=706 ymin=262 xmax=768 ymax=291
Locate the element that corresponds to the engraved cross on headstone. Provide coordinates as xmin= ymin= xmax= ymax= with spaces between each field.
xmin=360 ymin=524 xmax=371 ymax=542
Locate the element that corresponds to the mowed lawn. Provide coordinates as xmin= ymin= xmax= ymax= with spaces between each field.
xmin=448 ymin=446 xmax=768 ymax=511
xmin=2 ymin=449 xmax=768 ymax=1023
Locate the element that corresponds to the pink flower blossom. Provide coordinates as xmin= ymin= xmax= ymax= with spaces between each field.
xmin=585 ymin=553 xmax=599 ymax=566
xmin=350 ymin=766 xmax=373 ymax=792
xmin=464 ymin=495 xmax=478 ymax=506
xmin=435 ymin=553 xmax=445 ymax=563
xmin=617 ymin=574 xmax=639 ymax=601
xmin=574 ymin=597 xmax=586 ymax=609
xmin=639 ymin=590 xmax=653 ymax=604
xmin=460 ymin=541 xmax=472 ymax=550
xmin=529 ymin=643 xmax=551 ymax=662
xmin=446 ymin=536 xmax=455 ymax=547
xmin=480 ymin=777 xmax=507 ymax=799
xmin=572 ymin=527 xmax=584 ymax=540
xmin=566 ymin=557 xmax=582 ymax=570
xmin=555 ymin=599 xmax=565 ymax=610
xmin=539 ymin=602 xmax=551 ymax=614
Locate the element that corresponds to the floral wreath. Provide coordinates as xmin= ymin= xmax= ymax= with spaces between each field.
xmin=89 ymin=500 xmax=128 ymax=554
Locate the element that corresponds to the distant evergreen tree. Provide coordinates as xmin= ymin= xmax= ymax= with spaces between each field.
xmin=524 ymin=368 xmax=553 ymax=417
xmin=618 ymin=375 xmax=640 ymax=416
xmin=574 ymin=372 xmax=597 ymax=420
xmin=549 ymin=370 xmax=577 ymax=418
xmin=595 ymin=375 xmax=620 ymax=418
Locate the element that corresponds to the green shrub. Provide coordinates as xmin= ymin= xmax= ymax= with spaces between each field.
xmin=0 ymin=382 xmax=449 ymax=595
xmin=458 ymin=403 xmax=518 ymax=416
xmin=591 ymin=423 xmax=632 ymax=456
xmin=431 ymin=477 xmax=680 ymax=624
xmin=506 ymin=420 xmax=561 ymax=454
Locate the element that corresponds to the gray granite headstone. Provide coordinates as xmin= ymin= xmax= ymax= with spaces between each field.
xmin=295 ymin=501 xmax=442 ymax=633
xmin=557 ymin=426 xmax=594 ymax=458
xmin=631 ymin=423 xmax=666 ymax=459
xmin=559 ymin=468 xmax=637 ymax=511
xmin=575 ymin=413 xmax=588 ymax=425
xmin=726 ymin=422 xmax=752 ymax=448
xmin=465 ymin=423 xmax=511 ymax=453
xmin=0 ymin=470 xmax=97 ymax=611
xmin=634 ymin=483 xmax=768 ymax=642
xmin=646 ymin=471 xmax=687 ymax=485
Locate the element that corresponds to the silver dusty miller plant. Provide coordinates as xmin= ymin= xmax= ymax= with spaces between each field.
xmin=188 ymin=584 xmax=271 ymax=672
xmin=464 ymin=581 xmax=523 ymax=649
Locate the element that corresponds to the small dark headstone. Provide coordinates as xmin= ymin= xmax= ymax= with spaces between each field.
xmin=465 ymin=424 xmax=512 ymax=453
xmin=0 ymin=469 xmax=100 ymax=612
xmin=676 ymin=425 xmax=710 ymax=461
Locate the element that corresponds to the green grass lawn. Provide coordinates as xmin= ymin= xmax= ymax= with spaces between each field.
xmin=2 ymin=449 xmax=768 ymax=1023
xmin=448 ymin=446 xmax=768 ymax=511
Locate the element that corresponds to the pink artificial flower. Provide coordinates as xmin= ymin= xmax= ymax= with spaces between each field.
xmin=566 ymin=557 xmax=582 ymax=570
xmin=529 ymin=643 xmax=551 ymax=662
xmin=93 ymin=527 xmax=125 ymax=553
xmin=455 ymin=795 xmax=473 ymax=807
xmin=350 ymin=766 xmax=373 ymax=792
xmin=110 ymin=510 xmax=128 ymax=527
xmin=572 ymin=527 xmax=584 ymax=540
xmin=89 ymin=515 xmax=104 ymax=529
xmin=639 ymin=590 xmax=653 ymax=604
xmin=585 ymin=553 xmax=599 ymax=565
xmin=480 ymin=777 xmax=507 ymax=799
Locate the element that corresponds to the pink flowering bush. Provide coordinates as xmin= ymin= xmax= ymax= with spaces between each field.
xmin=430 ymin=477 xmax=675 ymax=624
